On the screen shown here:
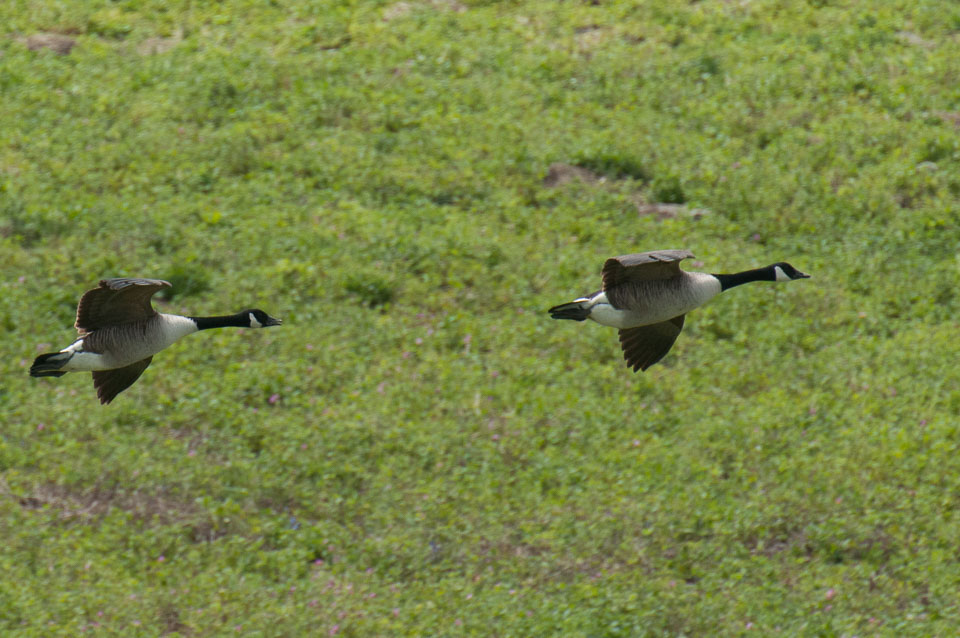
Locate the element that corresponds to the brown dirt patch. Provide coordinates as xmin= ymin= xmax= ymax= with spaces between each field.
xmin=23 ymin=33 xmax=77 ymax=55
xmin=634 ymin=200 xmax=710 ymax=220
xmin=137 ymin=30 xmax=182 ymax=56
xmin=542 ymin=162 xmax=602 ymax=187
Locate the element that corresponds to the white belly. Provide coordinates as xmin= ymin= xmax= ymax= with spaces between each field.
xmin=59 ymin=314 xmax=198 ymax=371
xmin=57 ymin=339 xmax=114 ymax=371
xmin=588 ymin=274 xmax=722 ymax=328
xmin=63 ymin=350 xmax=115 ymax=371
xmin=588 ymin=301 xmax=642 ymax=329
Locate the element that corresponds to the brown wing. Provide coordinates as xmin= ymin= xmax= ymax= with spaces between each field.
xmin=617 ymin=315 xmax=685 ymax=372
xmin=92 ymin=357 xmax=153 ymax=405
xmin=601 ymin=250 xmax=694 ymax=290
xmin=75 ymin=278 xmax=171 ymax=334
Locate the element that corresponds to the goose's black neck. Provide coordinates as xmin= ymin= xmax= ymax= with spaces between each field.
xmin=189 ymin=313 xmax=248 ymax=330
xmin=712 ymin=266 xmax=775 ymax=291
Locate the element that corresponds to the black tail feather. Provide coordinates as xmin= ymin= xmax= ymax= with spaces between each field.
xmin=30 ymin=352 xmax=71 ymax=378
xmin=548 ymin=302 xmax=591 ymax=321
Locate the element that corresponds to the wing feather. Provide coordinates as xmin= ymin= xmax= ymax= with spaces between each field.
xmin=75 ymin=278 xmax=170 ymax=334
xmin=617 ymin=315 xmax=685 ymax=372
xmin=601 ymin=250 xmax=694 ymax=290
xmin=92 ymin=356 xmax=153 ymax=404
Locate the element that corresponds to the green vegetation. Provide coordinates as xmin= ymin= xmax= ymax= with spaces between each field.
xmin=2 ymin=0 xmax=959 ymax=635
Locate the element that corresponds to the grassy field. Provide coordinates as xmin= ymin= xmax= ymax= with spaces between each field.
xmin=2 ymin=0 xmax=960 ymax=635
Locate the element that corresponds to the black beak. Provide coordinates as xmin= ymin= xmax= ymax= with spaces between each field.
xmin=795 ymin=271 xmax=811 ymax=279
xmin=264 ymin=316 xmax=283 ymax=327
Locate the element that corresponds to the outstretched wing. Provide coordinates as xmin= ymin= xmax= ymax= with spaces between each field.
xmin=617 ymin=315 xmax=685 ymax=372
xmin=92 ymin=357 xmax=153 ymax=405
xmin=601 ymin=250 xmax=694 ymax=290
xmin=75 ymin=278 xmax=171 ymax=334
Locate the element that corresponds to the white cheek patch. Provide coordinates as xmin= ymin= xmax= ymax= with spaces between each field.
xmin=773 ymin=266 xmax=789 ymax=282
xmin=249 ymin=312 xmax=262 ymax=328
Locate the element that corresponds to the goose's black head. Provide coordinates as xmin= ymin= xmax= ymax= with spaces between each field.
xmin=771 ymin=262 xmax=810 ymax=282
xmin=244 ymin=309 xmax=283 ymax=328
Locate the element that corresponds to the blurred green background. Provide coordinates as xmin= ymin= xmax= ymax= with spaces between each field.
xmin=2 ymin=0 xmax=959 ymax=635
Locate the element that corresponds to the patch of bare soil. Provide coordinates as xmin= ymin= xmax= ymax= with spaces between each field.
xmin=22 ymin=33 xmax=77 ymax=55
xmin=542 ymin=162 xmax=603 ymax=187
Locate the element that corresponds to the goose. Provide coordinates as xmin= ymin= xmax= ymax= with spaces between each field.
xmin=549 ymin=250 xmax=809 ymax=371
xmin=30 ymin=278 xmax=282 ymax=404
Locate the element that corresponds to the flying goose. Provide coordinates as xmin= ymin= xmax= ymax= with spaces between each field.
xmin=549 ymin=250 xmax=809 ymax=371
xmin=30 ymin=278 xmax=282 ymax=404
